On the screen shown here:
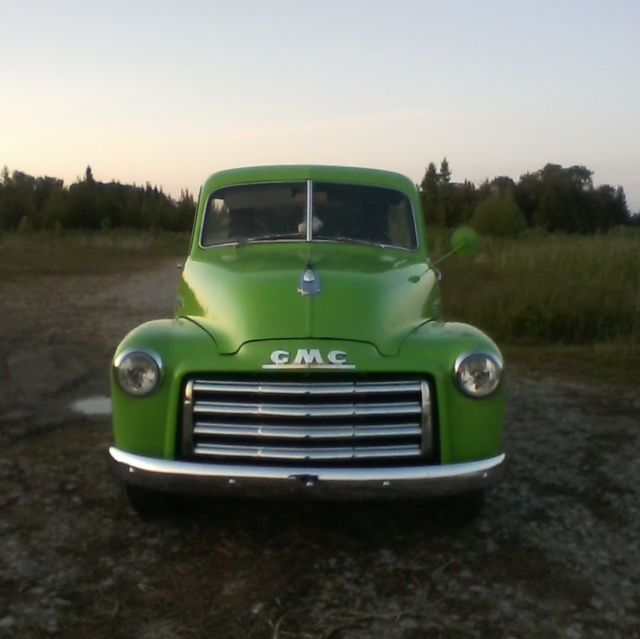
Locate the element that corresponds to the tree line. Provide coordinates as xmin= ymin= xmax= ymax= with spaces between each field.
xmin=420 ymin=159 xmax=635 ymax=235
xmin=0 ymin=162 xmax=635 ymax=235
xmin=0 ymin=166 xmax=195 ymax=233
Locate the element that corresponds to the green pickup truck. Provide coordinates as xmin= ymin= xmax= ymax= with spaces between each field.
xmin=109 ymin=165 xmax=506 ymax=515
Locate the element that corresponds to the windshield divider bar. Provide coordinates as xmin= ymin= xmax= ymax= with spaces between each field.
xmin=306 ymin=180 xmax=312 ymax=242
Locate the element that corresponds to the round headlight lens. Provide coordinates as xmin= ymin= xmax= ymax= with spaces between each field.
xmin=114 ymin=350 xmax=162 ymax=396
xmin=454 ymin=352 xmax=502 ymax=398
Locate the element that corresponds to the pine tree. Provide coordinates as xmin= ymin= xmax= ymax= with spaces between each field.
xmin=436 ymin=157 xmax=452 ymax=226
xmin=419 ymin=163 xmax=439 ymax=223
xmin=439 ymin=158 xmax=451 ymax=185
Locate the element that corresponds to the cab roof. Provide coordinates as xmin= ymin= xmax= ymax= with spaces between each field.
xmin=202 ymin=165 xmax=417 ymax=195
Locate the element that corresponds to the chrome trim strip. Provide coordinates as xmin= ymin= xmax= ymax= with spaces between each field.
xmin=191 ymin=380 xmax=422 ymax=396
xmin=109 ymin=447 xmax=508 ymax=499
xmin=305 ymin=180 xmax=312 ymax=242
xmin=261 ymin=363 xmax=356 ymax=370
xmin=195 ymin=443 xmax=355 ymax=460
xmin=193 ymin=422 xmax=422 ymax=440
xmin=193 ymin=443 xmax=421 ymax=461
xmin=355 ymin=424 xmax=420 ymax=438
xmin=192 ymin=401 xmax=421 ymax=418
xmin=194 ymin=422 xmax=356 ymax=439
xmin=351 ymin=446 xmax=421 ymax=459
xmin=181 ymin=380 xmax=194 ymax=456
xmin=420 ymin=380 xmax=432 ymax=457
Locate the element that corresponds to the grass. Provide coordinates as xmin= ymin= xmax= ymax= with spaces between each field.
xmin=430 ymin=227 xmax=640 ymax=346
xmin=429 ymin=227 xmax=640 ymax=384
xmin=0 ymin=230 xmax=190 ymax=277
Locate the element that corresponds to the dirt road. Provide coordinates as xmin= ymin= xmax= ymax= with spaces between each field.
xmin=1 ymin=259 xmax=639 ymax=638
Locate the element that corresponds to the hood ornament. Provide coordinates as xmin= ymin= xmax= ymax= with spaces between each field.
xmin=298 ymin=264 xmax=321 ymax=296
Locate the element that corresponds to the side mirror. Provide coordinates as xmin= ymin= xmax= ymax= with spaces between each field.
xmin=451 ymin=226 xmax=479 ymax=257
xmin=431 ymin=226 xmax=479 ymax=267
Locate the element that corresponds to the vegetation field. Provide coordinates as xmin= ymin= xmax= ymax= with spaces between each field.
xmin=4 ymin=228 xmax=638 ymax=383
xmin=1 ymin=230 xmax=190 ymax=277
xmin=430 ymin=227 xmax=640 ymax=383
xmin=431 ymin=227 xmax=640 ymax=344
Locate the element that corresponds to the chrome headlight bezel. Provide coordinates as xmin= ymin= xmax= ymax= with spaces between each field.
xmin=113 ymin=349 xmax=163 ymax=397
xmin=453 ymin=351 xmax=503 ymax=399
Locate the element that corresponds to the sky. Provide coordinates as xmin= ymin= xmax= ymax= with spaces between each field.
xmin=1 ymin=0 xmax=639 ymax=210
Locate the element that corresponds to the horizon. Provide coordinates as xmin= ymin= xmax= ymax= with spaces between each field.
xmin=1 ymin=1 xmax=638 ymax=212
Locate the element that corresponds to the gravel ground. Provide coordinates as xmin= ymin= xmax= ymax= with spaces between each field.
xmin=0 ymin=259 xmax=639 ymax=639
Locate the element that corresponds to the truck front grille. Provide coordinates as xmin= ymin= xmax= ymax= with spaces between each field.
xmin=181 ymin=378 xmax=434 ymax=465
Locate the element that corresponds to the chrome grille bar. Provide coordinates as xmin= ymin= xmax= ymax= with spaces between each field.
xmin=193 ymin=401 xmax=421 ymax=418
xmin=183 ymin=377 xmax=434 ymax=465
xmin=193 ymin=422 xmax=422 ymax=439
xmin=192 ymin=380 xmax=422 ymax=396
xmin=181 ymin=380 xmax=194 ymax=457
xmin=420 ymin=379 xmax=433 ymax=457
xmin=193 ymin=443 xmax=422 ymax=461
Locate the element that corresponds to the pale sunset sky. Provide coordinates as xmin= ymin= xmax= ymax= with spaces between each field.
xmin=1 ymin=0 xmax=638 ymax=210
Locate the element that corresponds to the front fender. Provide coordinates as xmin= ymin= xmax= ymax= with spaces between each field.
xmin=399 ymin=321 xmax=506 ymax=464
xmin=111 ymin=318 xmax=506 ymax=466
xmin=111 ymin=318 xmax=218 ymax=458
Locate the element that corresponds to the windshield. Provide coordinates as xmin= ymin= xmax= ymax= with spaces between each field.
xmin=201 ymin=181 xmax=416 ymax=249
xmin=312 ymin=182 xmax=416 ymax=249
xmin=201 ymin=182 xmax=306 ymax=246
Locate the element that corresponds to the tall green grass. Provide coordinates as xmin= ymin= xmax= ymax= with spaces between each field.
xmin=1 ymin=230 xmax=190 ymax=277
xmin=430 ymin=228 xmax=640 ymax=345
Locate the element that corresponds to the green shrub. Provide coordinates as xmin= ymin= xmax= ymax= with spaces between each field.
xmin=17 ymin=216 xmax=34 ymax=233
xmin=472 ymin=191 xmax=526 ymax=237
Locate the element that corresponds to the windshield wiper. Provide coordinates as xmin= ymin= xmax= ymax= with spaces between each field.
xmin=240 ymin=232 xmax=303 ymax=244
xmin=318 ymin=236 xmax=389 ymax=249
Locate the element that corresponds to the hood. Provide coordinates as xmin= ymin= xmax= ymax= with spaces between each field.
xmin=178 ymin=242 xmax=437 ymax=356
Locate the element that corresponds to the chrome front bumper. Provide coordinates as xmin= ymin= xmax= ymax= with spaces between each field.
xmin=109 ymin=447 xmax=507 ymax=499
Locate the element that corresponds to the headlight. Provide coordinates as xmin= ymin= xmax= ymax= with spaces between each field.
xmin=113 ymin=349 xmax=162 ymax=396
xmin=454 ymin=352 xmax=502 ymax=398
